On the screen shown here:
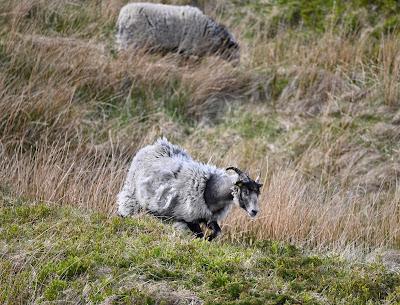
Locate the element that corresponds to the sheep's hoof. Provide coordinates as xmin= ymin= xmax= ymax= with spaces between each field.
xmin=206 ymin=234 xmax=219 ymax=241
xmin=195 ymin=232 xmax=204 ymax=239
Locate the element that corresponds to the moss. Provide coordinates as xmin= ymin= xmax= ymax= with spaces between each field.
xmin=44 ymin=279 xmax=68 ymax=301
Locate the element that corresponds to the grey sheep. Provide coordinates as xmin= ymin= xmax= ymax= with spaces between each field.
xmin=116 ymin=2 xmax=240 ymax=62
xmin=117 ymin=138 xmax=262 ymax=240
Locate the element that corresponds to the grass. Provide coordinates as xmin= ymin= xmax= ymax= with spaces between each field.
xmin=0 ymin=0 xmax=399 ymax=268
xmin=1 ymin=199 xmax=399 ymax=304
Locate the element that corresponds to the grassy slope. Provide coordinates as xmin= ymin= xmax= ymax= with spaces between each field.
xmin=0 ymin=2 xmax=399 ymax=303
xmin=0 ymin=0 xmax=398 ymax=251
xmin=1 ymin=198 xmax=399 ymax=305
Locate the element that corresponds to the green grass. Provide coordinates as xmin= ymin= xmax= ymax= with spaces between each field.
xmin=1 ymin=198 xmax=399 ymax=305
xmin=222 ymin=110 xmax=283 ymax=141
xmin=231 ymin=0 xmax=400 ymax=41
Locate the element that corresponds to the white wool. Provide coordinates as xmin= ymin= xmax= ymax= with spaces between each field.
xmin=116 ymin=2 xmax=239 ymax=61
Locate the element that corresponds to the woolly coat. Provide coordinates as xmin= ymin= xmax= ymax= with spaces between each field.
xmin=117 ymin=138 xmax=233 ymax=223
xmin=116 ymin=2 xmax=239 ymax=60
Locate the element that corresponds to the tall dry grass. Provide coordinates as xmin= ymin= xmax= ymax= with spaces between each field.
xmin=2 ymin=137 xmax=398 ymax=253
xmin=0 ymin=0 xmax=399 ymax=253
xmin=225 ymin=168 xmax=400 ymax=254
xmin=0 ymin=141 xmax=127 ymax=214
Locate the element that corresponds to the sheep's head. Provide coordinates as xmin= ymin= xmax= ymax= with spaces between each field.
xmin=220 ymin=35 xmax=240 ymax=64
xmin=226 ymin=167 xmax=262 ymax=218
xmin=211 ymin=23 xmax=240 ymax=64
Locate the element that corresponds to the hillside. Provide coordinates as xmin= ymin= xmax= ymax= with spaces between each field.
xmin=0 ymin=0 xmax=400 ymax=303
xmin=1 ymin=199 xmax=399 ymax=304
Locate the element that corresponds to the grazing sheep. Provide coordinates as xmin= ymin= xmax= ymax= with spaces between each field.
xmin=116 ymin=2 xmax=240 ymax=62
xmin=117 ymin=138 xmax=262 ymax=240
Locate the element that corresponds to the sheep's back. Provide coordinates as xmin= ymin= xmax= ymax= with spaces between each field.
xmin=129 ymin=139 xmax=220 ymax=221
xmin=117 ymin=2 xmax=212 ymax=55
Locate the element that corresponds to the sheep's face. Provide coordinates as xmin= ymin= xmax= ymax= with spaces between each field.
xmin=220 ymin=37 xmax=240 ymax=64
xmin=227 ymin=167 xmax=262 ymax=218
xmin=226 ymin=166 xmax=262 ymax=217
xmin=235 ymin=180 xmax=262 ymax=218
xmin=212 ymin=24 xmax=240 ymax=63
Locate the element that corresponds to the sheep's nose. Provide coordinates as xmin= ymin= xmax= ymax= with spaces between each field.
xmin=250 ymin=210 xmax=258 ymax=217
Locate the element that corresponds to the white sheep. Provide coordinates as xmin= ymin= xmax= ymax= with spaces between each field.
xmin=117 ymin=138 xmax=262 ymax=240
xmin=116 ymin=2 xmax=240 ymax=62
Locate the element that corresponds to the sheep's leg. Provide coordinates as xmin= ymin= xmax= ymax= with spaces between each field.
xmin=173 ymin=221 xmax=204 ymax=239
xmin=186 ymin=222 xmax=204 ymax=238
xmin=117 ymin=188 xmax=139 ymax=217
xmin=206 ymin=221 xmax=221 ymax=241
xmin=173 ymin=221 xmax=192 ymax=234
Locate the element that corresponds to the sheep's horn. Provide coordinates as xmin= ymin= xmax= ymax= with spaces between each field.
xmin=255 ymin=169 xmax=261 ymax=183
xmin=226 ymin=167 xmax=243 ymax=176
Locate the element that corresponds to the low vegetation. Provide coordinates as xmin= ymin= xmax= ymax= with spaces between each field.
xmin=1 ymin=198 xmax=399 ymax=304
xmin=0 ymin=0 xmax=399 ymax=300
xmin=1 ymin=1 xmax=399 ymax=303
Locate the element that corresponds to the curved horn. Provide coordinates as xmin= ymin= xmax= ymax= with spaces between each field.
xmin=226 ymin=167 xmax=243 ymax=176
